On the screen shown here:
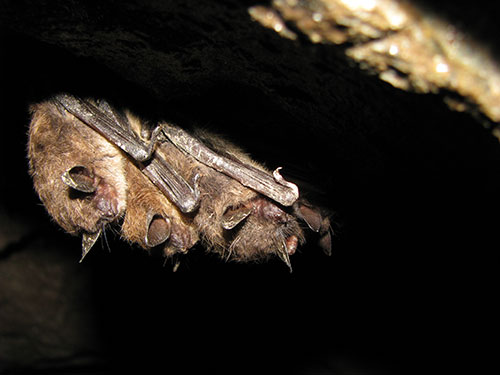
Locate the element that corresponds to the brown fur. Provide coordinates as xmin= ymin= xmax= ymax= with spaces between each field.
xmin=28 ymin=102 xmax=128 ymax=235
xmin=28 ymin=99 xmax=310 ymax=266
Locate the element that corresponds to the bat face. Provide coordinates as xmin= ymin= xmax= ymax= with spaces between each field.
xmin=28 ymin=102 xmax=128 ymax=236
xmin=28 ymin=96 xmax=331 ymax=270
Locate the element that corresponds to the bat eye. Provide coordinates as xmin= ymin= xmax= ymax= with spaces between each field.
xmin=61 ymin=166 xmax=97 ymax=193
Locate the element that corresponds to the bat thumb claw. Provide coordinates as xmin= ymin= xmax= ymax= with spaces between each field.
xmin=273 ymin=167 xmax=299 ymax=205
xmin=191 ymin=171 xmax=202 ymax=199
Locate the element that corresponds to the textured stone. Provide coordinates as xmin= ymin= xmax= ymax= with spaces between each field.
xmin=0 ymin=1 xmax=498 ymax=373
xmin=0 ymin=234 xmax=102 ymax=371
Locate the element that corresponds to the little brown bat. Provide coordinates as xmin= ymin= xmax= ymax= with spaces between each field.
xmin=28 ymin=94 xmax=331 ymax=271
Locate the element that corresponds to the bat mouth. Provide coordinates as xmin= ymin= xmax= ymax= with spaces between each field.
xmin=30 ymin=95 xmax=331 ymax=270
xmin=93 ymin=181 xmax=122 ymax=219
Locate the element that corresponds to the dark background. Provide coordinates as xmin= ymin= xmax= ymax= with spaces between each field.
xmin=0 ymin=1 xmax=498 ymax=374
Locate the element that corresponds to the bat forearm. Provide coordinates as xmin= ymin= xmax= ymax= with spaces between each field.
xmin=161 ymin=123 xmax=300 ymax=206
xmin=54 ymin=94 xmax=153 ymax=161
xmin=140 ymin=156 xmax=199 ymax=213
xmin=28 ymin=94 xmax=332 ymax=271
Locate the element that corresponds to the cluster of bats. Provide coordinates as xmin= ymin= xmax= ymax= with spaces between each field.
xmin=27 ymin=94 xmax=331 ymax=271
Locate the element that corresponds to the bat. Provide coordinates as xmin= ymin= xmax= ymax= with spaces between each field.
xmin=27 ymin=94 xmax=332 ymax=271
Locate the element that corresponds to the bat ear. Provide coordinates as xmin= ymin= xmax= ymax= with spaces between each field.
xmin=294 ymin=201 xmax=333 ymax=256
xmin=296 ymin=202 xmax=322 ymax=232
xmin=221 ymin=205 xmax=252 ymax=230
xmin=62 ymin=166 xmax=97 ymax=193
xmin=319 ymin=228 xmax=332 ymax=256
xmin=80 ymin=229 xmax=101 ymax=262
xmin=276 ymin=237 xmax=293 ymax=273
xmin=145 ymin=215 xmax=171 ymax=247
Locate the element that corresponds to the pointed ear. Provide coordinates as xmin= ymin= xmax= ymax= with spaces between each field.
xmin=145 ymin=215 xmax=171 ymax=247
xmin=319 ymin=227 xmax=332 ymax=256
xmin=294 ymin=201 xmax=333 ymax=256
xmin=80 ymin=229 xmax=101 ymax=262
xmin=275 ymin=237 xmax=293 ymax=273
xmin=62 ymin=166 xmax=96 ymax=193
xmin=221 ymin=205 xmax=252 ymax=230
xmin=295 ymin=202 xmax=322 ymax=232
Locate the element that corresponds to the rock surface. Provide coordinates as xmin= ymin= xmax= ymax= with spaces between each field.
xmin=0 ymin=0 xmax=499 ymax=373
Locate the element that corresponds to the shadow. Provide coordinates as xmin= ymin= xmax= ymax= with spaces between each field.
xmin=0 ymin=8 xmax=499 ymax=372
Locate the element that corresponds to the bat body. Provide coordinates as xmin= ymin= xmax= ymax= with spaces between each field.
xmin=28 ymin=95 xmax=331 ymax=270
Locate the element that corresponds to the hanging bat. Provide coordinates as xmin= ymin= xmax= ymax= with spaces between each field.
xmin=27 ymin=94 xmax=331 ymax=271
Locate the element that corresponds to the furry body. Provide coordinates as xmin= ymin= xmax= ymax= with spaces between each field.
xmin=28 ymin=98 xmax=330 ymax=269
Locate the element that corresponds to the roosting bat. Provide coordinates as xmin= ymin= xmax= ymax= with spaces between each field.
xmin=27 ymin=94 xmax=331 ymax=271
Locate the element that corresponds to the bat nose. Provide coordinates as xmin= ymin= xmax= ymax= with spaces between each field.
xmin=94 ymin=180 xmax=121 ymax=219
xmin=95 ymin=195 xmax=119 ymax=218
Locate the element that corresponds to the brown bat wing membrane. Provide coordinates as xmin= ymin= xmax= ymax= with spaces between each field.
xmin=160 ymin=124 xmax=299 ymax=206
xmin=45 ymin=94 xmax=332 ymax=270
xmin=54 ymin=94 xmax=200 ymax=213
xmin=53 ymin=94 xmax=299 ymax=209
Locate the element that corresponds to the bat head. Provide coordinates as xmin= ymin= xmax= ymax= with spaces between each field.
xmin=28 ymin=101 xmax=128 ymax=242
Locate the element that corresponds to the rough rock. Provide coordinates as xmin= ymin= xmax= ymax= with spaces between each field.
xmin=0 ymin=0 xmax=499 ymax=373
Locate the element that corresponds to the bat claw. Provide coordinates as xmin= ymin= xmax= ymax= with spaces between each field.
xmin=61 ymin=166 xmax=96 ymax=193
xmin=273 ymin=167 xmax=299 ymax=204
xmin=80 ymin=229 xmax=101 ymax=262
xmin=145 ymin=214 xmax=171 ymax=247
xmin=143 ymin=126 xmax=163 ymax=159
xmin=162 ymin=124 xmax=299 ymax=206
xmin=31 ymin=95 xmax=331 ymax=270
xmin=191 ymin=171 xmax=202 ymax=202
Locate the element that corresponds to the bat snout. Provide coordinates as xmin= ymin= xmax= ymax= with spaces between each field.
xmin=93 ymin=180 xmax=122 ymax=219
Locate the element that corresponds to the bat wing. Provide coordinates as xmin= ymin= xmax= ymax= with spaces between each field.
xmin=160 ymin=124 xmax=299 ymax=206
xmin=54 ymin=94 xmax=299 ymax=210
xmin=54 ymin=94 xmax=200 ymax=213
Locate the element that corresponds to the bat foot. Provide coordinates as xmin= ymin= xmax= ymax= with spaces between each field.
xmin=30 ymin=96 xmax=331 ymax=268
xmin=273 ymin=167 xmax=299 ymax=203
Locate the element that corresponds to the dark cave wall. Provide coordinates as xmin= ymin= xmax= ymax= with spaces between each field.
xmin=1 ymin=1 xmax=499 ymax=374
